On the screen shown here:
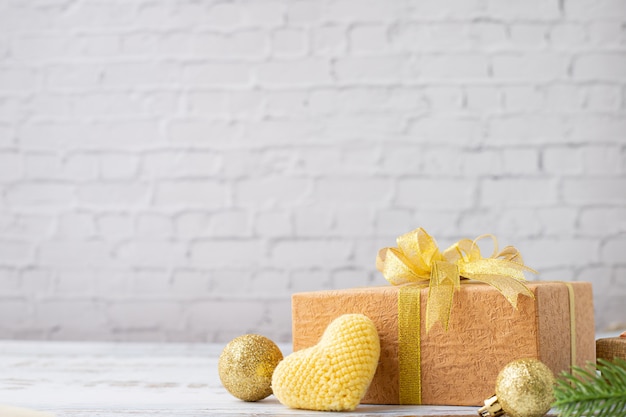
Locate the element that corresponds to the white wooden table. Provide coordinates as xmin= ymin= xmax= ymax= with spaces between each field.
xmin=0 ymin=340 xmax=560 ymax=417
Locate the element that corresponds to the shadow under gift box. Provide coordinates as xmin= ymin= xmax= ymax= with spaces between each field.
xmin=291 ymin=281 xmax=595 ymax=406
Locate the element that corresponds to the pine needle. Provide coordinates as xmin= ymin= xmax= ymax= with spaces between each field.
xmin=553 ymin=357 xmax=626 ymax=417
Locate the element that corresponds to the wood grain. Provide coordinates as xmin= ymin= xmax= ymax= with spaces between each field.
xmin=0 ymin=340 xmax=563 ymax=417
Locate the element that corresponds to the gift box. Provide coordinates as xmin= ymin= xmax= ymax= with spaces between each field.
xmin=596 ymin=332 xmax=626 ymax=362
xmin=291 ymin=280 xmax=595 ymax=406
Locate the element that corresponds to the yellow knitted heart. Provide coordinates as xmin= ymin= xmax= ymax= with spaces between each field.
xmin=271 ymin=314 xmax=380 ymax=411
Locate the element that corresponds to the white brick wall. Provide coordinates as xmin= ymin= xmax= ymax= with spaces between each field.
xmin=0 ymin=0 xmax=625 ymax=343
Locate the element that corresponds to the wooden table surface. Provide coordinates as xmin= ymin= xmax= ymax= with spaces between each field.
xmin=0 ymin=340 xmax=560 ymax=417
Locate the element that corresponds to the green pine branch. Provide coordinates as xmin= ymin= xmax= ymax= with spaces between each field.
xmin=553 ymin=357 xmax=626 ymax=417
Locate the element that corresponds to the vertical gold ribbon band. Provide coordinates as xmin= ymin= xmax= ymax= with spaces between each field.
xmin=398 ymin=285 xmax=423 ymax=404
xmin=564 ymin=282 xmax=577 ymax=367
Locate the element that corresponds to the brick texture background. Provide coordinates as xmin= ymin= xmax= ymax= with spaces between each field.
xmin=0 ymin=0 xmax=625 ymax=343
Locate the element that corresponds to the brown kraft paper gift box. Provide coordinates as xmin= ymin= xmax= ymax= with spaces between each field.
xmin=291 ymin=281 xmax=595 ymax=406
xmin=596 ymin=331 xmax=626 ymax=362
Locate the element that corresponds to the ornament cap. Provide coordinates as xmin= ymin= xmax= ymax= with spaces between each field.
xmin=477 ymin=394 xmax=505 ymax=417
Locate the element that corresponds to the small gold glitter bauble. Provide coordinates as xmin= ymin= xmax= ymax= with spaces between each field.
xmin=218 ymin=334 xmax=283 ymax=402
xmin=495 ymin=358 xmax=555 ymax=417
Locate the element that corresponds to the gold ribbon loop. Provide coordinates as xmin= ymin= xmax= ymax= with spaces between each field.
xmin=377 ymin=227 xmax=537 ymax=332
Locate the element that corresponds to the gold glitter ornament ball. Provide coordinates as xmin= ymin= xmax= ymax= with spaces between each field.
xmin=495 ymin=358 xmax=555 ymax=417
xmin=218 ymin=334 xmax=283 ymax=402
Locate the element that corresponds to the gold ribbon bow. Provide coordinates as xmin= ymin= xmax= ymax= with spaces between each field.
xmin=376 ymin=227 xmax=537 ymax=332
